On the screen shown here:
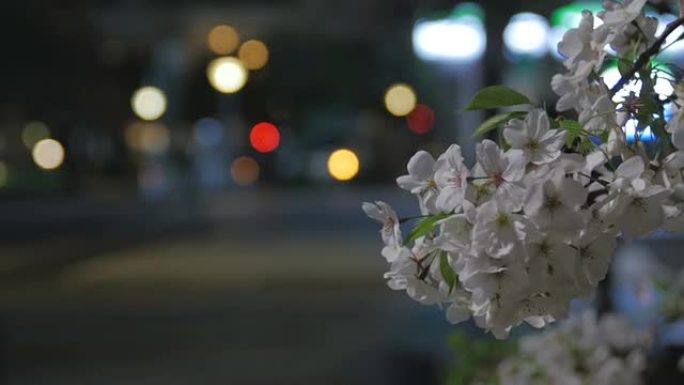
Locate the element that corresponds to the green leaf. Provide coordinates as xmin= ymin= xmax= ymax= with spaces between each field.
xmin=618 ymin=59 xmax=632 ymax=77
xmin=472 ymin=111 xmax=527 ymax=138
xmin=440 ymin=251 xmax=457 ymax=293
xmin=557 ymin=119 xmax=585 ymax=147
xmin=405 ymin=213 xmax=451 ymax=244
xmin=465 ymin=86 xmax=532 ymax=111
xmin=652 ymin=278 xmax=672 ymax=292
xmin=558 ymin=119 xmax=583 ymax=132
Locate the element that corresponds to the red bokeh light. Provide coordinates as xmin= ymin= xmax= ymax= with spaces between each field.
xmin=406 ymin=104 xmax=435 ymax=135
xmin=249 ymin=122 xmax=280 ymax=153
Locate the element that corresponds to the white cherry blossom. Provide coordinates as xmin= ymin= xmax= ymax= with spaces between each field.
xmin=524 ymin=168 xmax=587 ymax=237
xmin=573 ymin=232 xmax=617 ymax=289
xmin=396 ymin=150 xmax=439 ymax=214
xmin=472 ymin=139 xmax=527 ymax=211
xmin=434 ymin=144 xmax=470 ymax=213
xmin=600 ymin=0 xmax=648 ymax=27
xmin=362 ymin=201 xmax=401 ymax=247
xmin=558 ymin=10 xmax=610 ymax=72
xmin=503 ymin=109 xmax=567 ymax=165
xmin=363 ymin=0 xmax=684 ymax=338
xmin=497 ymin=311 xmax=650 ymax=385
xmin=472 ymin=200 xmax=528 ymax=258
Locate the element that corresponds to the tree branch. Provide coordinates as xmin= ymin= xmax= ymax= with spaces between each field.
xmin=610 ymin=17 xmax=684 ymax=95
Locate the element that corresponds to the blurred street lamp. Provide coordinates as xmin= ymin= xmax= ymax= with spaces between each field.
xmin=125 ymin=122 xmax=171 ymax=155
xmin=384 ymin=84 xmax=417 ymax=117
xmin=249 ymin=122 xmax=280 ymax=153
xmin=131 ymin=86 xmax=167 ymax=121
xmin=32 ymin=138 xmax=65 ymax=170
xmin=410 ymin=3 xmax=486 ymax=162
xmin=231 ymin=156 xmax=260 ymax=186
xmin=207 ymin=57 xmax=248 ymax=93
xmin=208 ymin=25 xmax=240 ymax=55
xmin=239 ymin=40 xmax=269 ymax=70
xmin=21 ymin=121 xmax=50 ymax=149
xmin=406 ymin=104 xmax=435 ymax=134
xmin=193 ymin=118 xmax=224 ymax=147
xmin=412 ymin=3 xmax=486 ymax=62
xmin=503 ymin=13 xmax=550 ymax=58
xmin=327 ymin=149 xmax=359 ymax=181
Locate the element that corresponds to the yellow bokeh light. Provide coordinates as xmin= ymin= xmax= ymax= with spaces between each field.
xmin=131 ymin=86 xmax=167 ymax=121
xmin=208 ymin=25 xmax=240 ymax=55
xmin=327 ymin=149 xmax=360 ymax=181
xmin=238 ymin=40 xmax=269 ymax=70
xmin=207 ymin=57 xmax=248 ymax=93
xmin=231 ymin=156 xmax=260 ymax=186
xmin=125 ymin=122 xmax=171 ymax=155
xmin=21 ymin=121 xmax=50 ymax=149
xmin=32 ymin=138 xmax=65 ymax=170
xmin=384 ymin=83 xmax=417 ymax=117
xmin=0 ymin=161 xmax=8 ymax=188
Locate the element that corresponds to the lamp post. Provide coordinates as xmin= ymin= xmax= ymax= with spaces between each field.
xmin=411 ymin=3 xmax=486 ymax=163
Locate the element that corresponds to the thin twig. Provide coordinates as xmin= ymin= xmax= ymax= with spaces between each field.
xmin=611 ymin=17 xmax=684 ymax=95
xmin=578 ymin=172 xmax=611 ymax=187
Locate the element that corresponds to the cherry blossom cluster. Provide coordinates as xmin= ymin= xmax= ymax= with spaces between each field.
xmin=364 ymin=0 xmax=684 ymax=338
xmin=496 ymin=311 xmax=650 ymax=385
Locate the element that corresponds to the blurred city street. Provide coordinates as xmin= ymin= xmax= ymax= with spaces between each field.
xmin=0 ymin=189 xmax=453 ymax=385
xmin=4 ymin=0 xmax=684 ymax=383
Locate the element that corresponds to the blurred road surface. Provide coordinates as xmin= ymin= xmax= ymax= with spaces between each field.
xmin=0 ymin=188 xmax=455 ymax=385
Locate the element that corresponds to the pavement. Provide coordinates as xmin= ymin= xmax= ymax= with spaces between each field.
xmin=0 ymin=188 xmax=457 ymax=385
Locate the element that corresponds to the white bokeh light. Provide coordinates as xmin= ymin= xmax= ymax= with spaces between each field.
xmin=413 ymin=16 xmax=486 ymax=62
xmin=32 ymin=139 xmax=65 ymax=170
xmin=654 ymin=13 xmax=684 ymax=58
xmin=601 ymin=66 xmax=674 ymax=102
xmin=207 ymin=57 xmax=248 ymax=94
xmin=624 ymin=119 xmax=655 ymax=143
xmin=503 ymin=13 xmax=550 ymax=58
xmin=131 ymin=86 xmax=167 ymax=121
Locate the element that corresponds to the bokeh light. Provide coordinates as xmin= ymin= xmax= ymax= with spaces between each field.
xmin=384 ymin=84 xmax=417 ymax=117
xmin=406 ymin=104 xmax=435 ymax=134
xmin=601 ymin=66 xmax=674 ymax=103
xmin=125 ymin=122 xmax=171 ymax=155
xmin=207 ymin=57 xmax=248 ymax=93
xmin=249 ymin=122 xmax=280 ymax=153
xmin=327 ymin=148 xmax=359 ymax=181
xmin=231 ymin=156 xmax=260 ymax=186
xmin=32 ymin=138 xmax=65 ymax=170
xmin=21 ymin=121 xmax=50 ymax=149
xmin=131 ymin=86 xmax=167 ymax=121
xmin=208 ymin=25 xmax=240 ymax=55
xmin=413 ymin=4 xmax=486 ymax=62
xmin=0 ymin=161 xmax=8 ymax=188
xmin=624 ymin=118 xmax=656 ymax=143
xmin=503 ymin=13 xmax=549 ymax=58
xmin=193 ymin=118 xmax=224 ymax=147
xmin=238 ymin=40 xmax=269 ymax=70
xmin=654 ymin=13 xmax=684 ymax=58
xmin=138 ymin=163 xmax=168 ymax=198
